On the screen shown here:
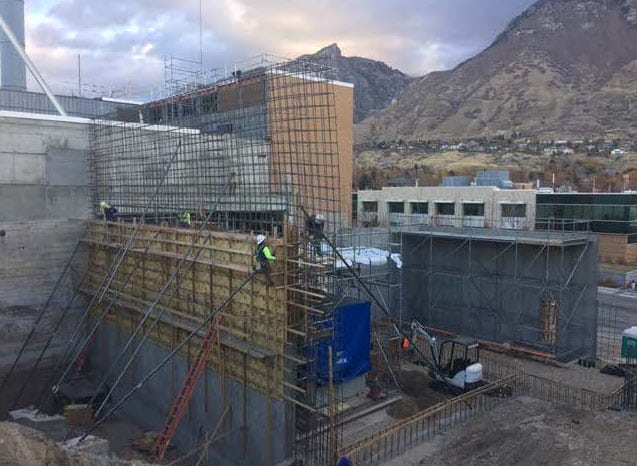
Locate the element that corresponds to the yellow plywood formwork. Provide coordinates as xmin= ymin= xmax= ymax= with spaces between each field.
xmin=85 ymin=220 xmax=287 ymax=398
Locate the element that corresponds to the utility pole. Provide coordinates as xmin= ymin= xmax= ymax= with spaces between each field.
xmin=199 ymin=0 xmax=203 ymax=74
xmin=77 ymin=53 xmax=81 ymax=97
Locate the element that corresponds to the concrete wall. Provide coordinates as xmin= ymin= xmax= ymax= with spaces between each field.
xmin=357 ymin=186 xmax=536 ymax=229
xmin=0 ymin=111 xmax=90 ymax=374
xmin=91 ymin=321 xmax=291 ymax=466
xmin=401 ymin=230 xmax=599 ymax=361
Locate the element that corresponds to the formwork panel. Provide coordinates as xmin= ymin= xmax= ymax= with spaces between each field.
xmin=86 ymin=221 xmax=287 ymax=397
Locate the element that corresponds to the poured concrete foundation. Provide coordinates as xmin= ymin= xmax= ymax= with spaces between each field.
xmin=90 ymin=321 xmax=291 ymax=466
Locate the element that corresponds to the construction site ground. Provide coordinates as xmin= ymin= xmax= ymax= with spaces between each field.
xmin=342 ymin=349 xmax=629 ymax=464
xmin=0 ymin=349 xmax=629 ymax=465
xmin=383 ymin=396 xmax=637 ymax=466
xmin=0 ymin=420 xmax=152 ymax=466
xmin=513 ymin=356 xmax=625 ymax=393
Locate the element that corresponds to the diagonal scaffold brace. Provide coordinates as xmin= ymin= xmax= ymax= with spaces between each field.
xmin=48 ymin=139 xmax=184 ymax=396
xmin=77 ymin=269 xmax=258 ymax=444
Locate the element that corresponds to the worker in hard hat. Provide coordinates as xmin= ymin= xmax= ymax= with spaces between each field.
xmin=100 ymin=201 xmax=117 ymax=222
xmin=178 ymin=210 xmax=191 ymax=227
xmin=255 ymin=234 xmax=276 ymax=285
xmin=306 ymin=213 xmax=325 ymax=255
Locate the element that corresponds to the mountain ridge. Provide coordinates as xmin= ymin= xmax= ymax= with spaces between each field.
xmin=356 ymin=0 xmax=637 ymax=141
xmin=299 ymin=43 xmax=412 ymax=122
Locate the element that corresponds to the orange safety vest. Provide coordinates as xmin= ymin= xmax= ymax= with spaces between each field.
xmin=401 ymin=337 xmax=409 ymax=350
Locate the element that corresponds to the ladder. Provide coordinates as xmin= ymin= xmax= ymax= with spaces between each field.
xmin=152 ymin=270 xmax=257 ymax=459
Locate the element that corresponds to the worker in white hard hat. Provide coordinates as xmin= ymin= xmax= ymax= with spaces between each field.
xmin=100 ymin=201 xmax=117 ymax=222
xmin=255 ymin=234 xmax=276 ymax=285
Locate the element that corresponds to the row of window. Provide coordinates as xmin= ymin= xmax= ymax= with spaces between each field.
xmin=362 ymin=201 xmax=526 ymax=218
xmin=536 ymin=204 xmax=637 ymax=222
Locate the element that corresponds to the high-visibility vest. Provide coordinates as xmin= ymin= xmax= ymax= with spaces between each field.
xmin=179 ymin=211 xmax=191 ymax=224
xmin=401 ymin=337 xmax=409 ymax=350
xmin=256 ymin=244 xmax=276 ymax=265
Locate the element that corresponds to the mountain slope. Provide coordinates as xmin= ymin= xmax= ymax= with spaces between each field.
xmin=300 ymin=44 xmax=412 ymax=122
xmin=358 ymin=0 xmax=637 ymax=140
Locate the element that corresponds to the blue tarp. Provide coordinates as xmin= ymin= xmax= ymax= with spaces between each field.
xmin=315 ymin=301 xmax=372 ymax=384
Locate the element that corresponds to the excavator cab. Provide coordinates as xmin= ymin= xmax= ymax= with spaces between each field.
xmin=409 ymin=319 xmax=483 ymax=391
xmin=437 ymin=336 xmax=482 ymax=389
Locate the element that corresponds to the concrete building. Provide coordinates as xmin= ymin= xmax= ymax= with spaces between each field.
xmin=536 ymin=192 xmax=637 ymax=265
xmin=357 ymin=186 xmax=536 ymax=230
xmin=142 ymin=71 xmax=354 ymax=227
xmin=358 ymin=186 xmax=637 ymax=266
xmin=401 ymin=228 xmax=599 ymax=361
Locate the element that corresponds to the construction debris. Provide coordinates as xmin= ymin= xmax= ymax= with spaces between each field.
xmin=62 ymin=434 xmax=109 ymax=457
xmin=64 ymin=404 xmax=93 ymax=429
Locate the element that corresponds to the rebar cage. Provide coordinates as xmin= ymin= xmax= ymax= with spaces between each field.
xmin=90 ymin=55 xmax=344 ymax=236
xmin=88 ymin=55 xmax=349 ymax=465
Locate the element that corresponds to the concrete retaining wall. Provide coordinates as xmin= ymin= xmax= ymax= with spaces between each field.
xmin=91 ymin=321 xmax=291 ymax=466
xmin=0 ymin=112 xmax=91 ymax=375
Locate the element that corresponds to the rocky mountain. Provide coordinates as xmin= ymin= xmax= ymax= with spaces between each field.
xmin=299 ymin=44 xmax=412 ymax=122
xmin=357 ymin=0 xmax=637 ymax=141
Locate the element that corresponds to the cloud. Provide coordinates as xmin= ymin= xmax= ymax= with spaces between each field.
xmin=18 ymin=0 xmax=537 ymax=100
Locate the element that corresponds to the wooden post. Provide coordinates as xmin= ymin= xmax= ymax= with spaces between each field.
xmin=328 ymin=345 xmax=337 ymax=466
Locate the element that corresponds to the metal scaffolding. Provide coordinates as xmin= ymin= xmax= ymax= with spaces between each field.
xmin=46 ymin=54 xmax=346 ymax=465
xmin=399 ymin=225 xmax=599 ymax=361
xmin=91 ymin=55 xmax=342 ymax=235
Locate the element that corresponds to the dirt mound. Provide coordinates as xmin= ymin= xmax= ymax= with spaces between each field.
xmin=387 ymin=397 xmax=419 ymax=419
xmin=0 ymin=421 xmax=69 ymax=465
xmin=0 ymin=421 xmax=151 ymax=466
xmin=417 ymin=396 xmax=637 ymax=466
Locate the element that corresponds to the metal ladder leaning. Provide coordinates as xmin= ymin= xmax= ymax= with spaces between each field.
xmin=152 ymin=270 xmax=257 ymax=459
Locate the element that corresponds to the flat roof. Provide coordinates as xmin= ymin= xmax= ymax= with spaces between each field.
xmin=402 ymin=226 xmax=592 ymax=247
xmin=541 ymin=192 xmax=637 ymax=195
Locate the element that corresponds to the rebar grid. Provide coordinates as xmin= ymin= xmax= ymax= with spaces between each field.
xmin=88 ymin=55 xmax=345 ymax=465
xmin=91 ymin=56 xmax=342 ymax=235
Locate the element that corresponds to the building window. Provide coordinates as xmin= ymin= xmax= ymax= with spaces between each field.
xmin=463 ymin=203 xmax=485 ymax=216
xmin=595 ymin=205 xmax=627 ymax=221
xmin=388 ymin=202 xmax=405 ymax=214
xmin=201 ymin=94 xmax=217 ymax=114
xmin=436 ymin=202 xmax=455 ymax=216
xmin=502 ymin=203 xmax=526 ymax=218
xmin=410 ymin=202 xmax=428 ymax=214
xmin=362 ymin=201 xmax=378 ymax=213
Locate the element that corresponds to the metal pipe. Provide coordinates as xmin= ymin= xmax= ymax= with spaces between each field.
xmin=0 ymin=13 xmax=67 ymax=116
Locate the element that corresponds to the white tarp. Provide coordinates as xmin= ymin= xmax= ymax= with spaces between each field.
xmin=326 ymin=246 xmax=402 ymax=270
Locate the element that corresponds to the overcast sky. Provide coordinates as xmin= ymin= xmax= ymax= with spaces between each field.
xmin=21 ymin=0 xmax=537 ymax=99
